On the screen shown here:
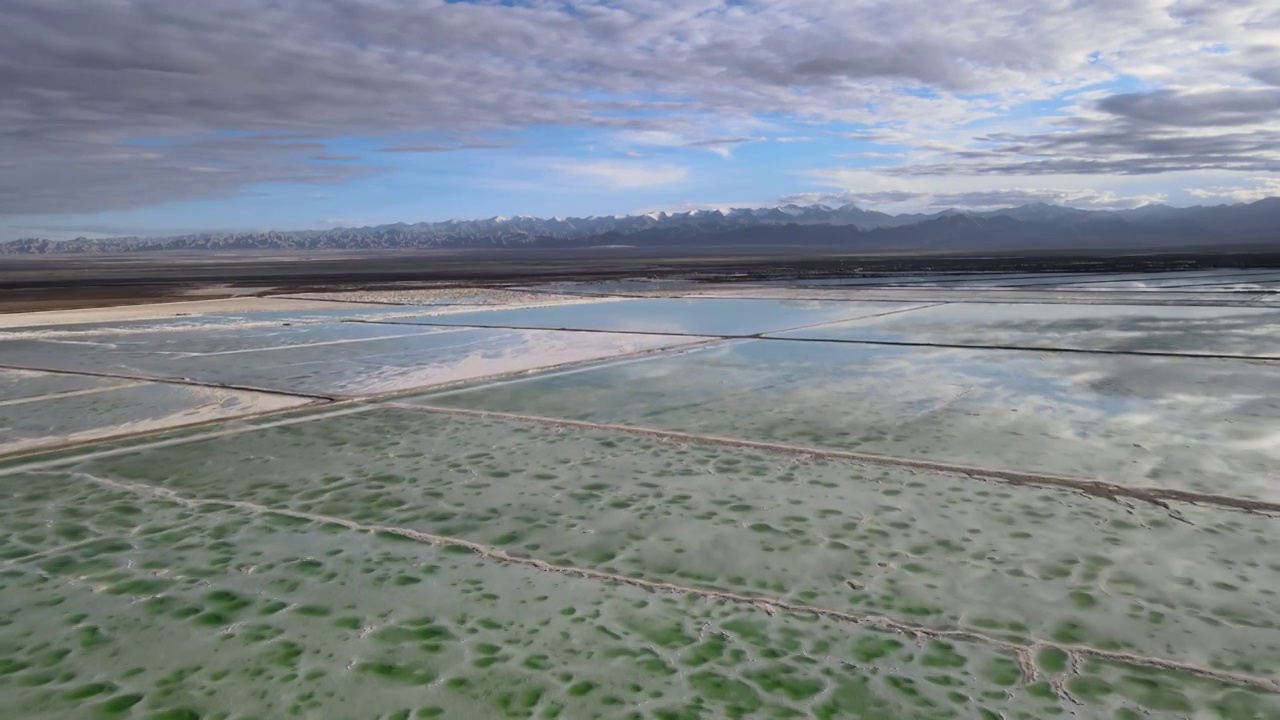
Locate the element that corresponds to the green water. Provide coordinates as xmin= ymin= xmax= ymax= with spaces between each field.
xmin=0 ymin=479 xmax=1272 ymax=719
xmin=49 ymin=407 xmax=1280 ymax=679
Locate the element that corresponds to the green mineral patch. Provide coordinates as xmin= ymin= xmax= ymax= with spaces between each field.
xmin=415 ymin=337 xmax=1280 ymax=502
xmin=0 ymin=472 xmax=1271 ymax=719
xmin=68 ymin=407 xmax=1280 ymax=675
xmin=4 ymin=293 xmax=1280 ymax=718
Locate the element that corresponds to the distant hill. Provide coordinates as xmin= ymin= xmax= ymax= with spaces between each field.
xmin=5 ymin=198 xmax=1280 ymax=255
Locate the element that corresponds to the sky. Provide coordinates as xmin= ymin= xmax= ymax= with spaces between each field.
xmin=2 ymin=0 xmax=1279 ymax=240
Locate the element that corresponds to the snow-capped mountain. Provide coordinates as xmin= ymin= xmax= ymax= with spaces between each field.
xmin=4 ymin=199 xmax=1280 ymax=254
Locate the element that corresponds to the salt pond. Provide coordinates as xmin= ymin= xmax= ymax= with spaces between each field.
xmin=2 ymin=272 xmax=1278 ymax=718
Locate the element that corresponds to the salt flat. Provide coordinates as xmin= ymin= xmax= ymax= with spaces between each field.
xmin=416 ymin=340 xmax=1280 ymax=500
xmin=381 ymin=297 xmax=931 ymax=336
xmin=1 ymin=273 xmax=1277 ymax=719
xmin=774 ymin=302 xmax=1280 ymax=357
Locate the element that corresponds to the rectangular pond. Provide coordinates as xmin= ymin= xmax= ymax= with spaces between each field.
xmin=0 ymin=325 xmax=702 ymax=397
xmin=0 ymin=368 xmax=127 ymax=403
xmin=774 ymin=302 xmax=1280 ymax=357
xmin=384 ymin=297 xmax=929 ymax=337
xmin=26 ymin=405 xmax=1279 ymax=681
xmin=4 ymin=467 xmax=1257 ymax=719
xmin=414 ymin=339 xmax=1280 ymax=500
xmin=0 ymin=382 xmax=310 ymax=456
xmin=0 ymin=304 xmax=434 ymax=338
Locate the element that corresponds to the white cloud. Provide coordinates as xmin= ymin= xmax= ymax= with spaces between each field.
xmin=778 ymin=187 xmax=1168 ymax=211
xmin=616 ymin=130 xmax=687 ymax=148
xmin=785 ymin=165 xmax=1170 ymax=210
xmin=834 ymin=151 xmax=906 ymax=159
xmin=616 ymin=127 xmax=767 ymax=157
xmin=551 ymin=160 xmax=688 ymax=189
xmin=1188 ymin=177 xmax=1280 ymax=204
xmin=683 ymin=136 xmax=765 ymax=158
xmin=3 ymin=0 xmax=1279 ymax=218
xmin=632 ymin=199 xmax=772 ymax=214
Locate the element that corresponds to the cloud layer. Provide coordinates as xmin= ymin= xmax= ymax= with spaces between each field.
xmin=2 ymin=0 xmax=1278 ymax=223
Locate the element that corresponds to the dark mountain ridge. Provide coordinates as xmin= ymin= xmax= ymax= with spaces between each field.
xmin=4 ymin=198 xmax=1279 ymax=255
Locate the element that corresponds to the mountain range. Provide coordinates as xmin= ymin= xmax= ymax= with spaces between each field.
xmin=5 ymin=198 xmax=1280 ymax=255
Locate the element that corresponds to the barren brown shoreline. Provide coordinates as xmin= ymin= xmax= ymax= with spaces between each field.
xmin=4 ymin=246 xmax=1280 ymax=313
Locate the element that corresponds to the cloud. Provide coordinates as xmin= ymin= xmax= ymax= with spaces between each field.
xmin=379 ymin=141 xmax=510 ymax=153
xmin=778 ymin=190 xmax=920 ymax=207
xmin=777 ymin=187 xmax=1166 ymax=210
xmin=932 ymin=189 xmax=1167 ymax=210
xmin=0 ymin=221 xmax=220 ymax=241
xmin=839 ymin=131 xmax=915 ymax=143
xmin=834 ymin=151 xmax=906 ymax=159
xmin=379 ymin=145 xmax=455 ymax=154
xmin=682 ymin=136 xmax=764 ymax=157
xmin=2 ymin=0 xmax=1279 ymax=216
xmin=782 ymin=164 xmax=1168 ymax=210
xmin=1255 ymin=66 xmax=1280 ymax=87
xmin=617 ymin=129 xmax=763 ymax=158
xmin=863 ymin=78 xmax=1280 ymax=181
xmin=551 ymin=160 xmax=688 ymax=189
xmin=616 ymin=130 xmax=688 ymax=148
xmin=775 ymin=136 xmax=815 ymax=143
xmin=1097 ymin=88 xmax=1280 ymax=127
xmin=632 ymin=200 xmax=773 ymax=215
xmin=0 ymin=134 xmax=374 ymax=214
xmin=893 ymin=124 xmax=1280 ymax=177
xmin=1188 ymin=177 xmax=1280 ymax=204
